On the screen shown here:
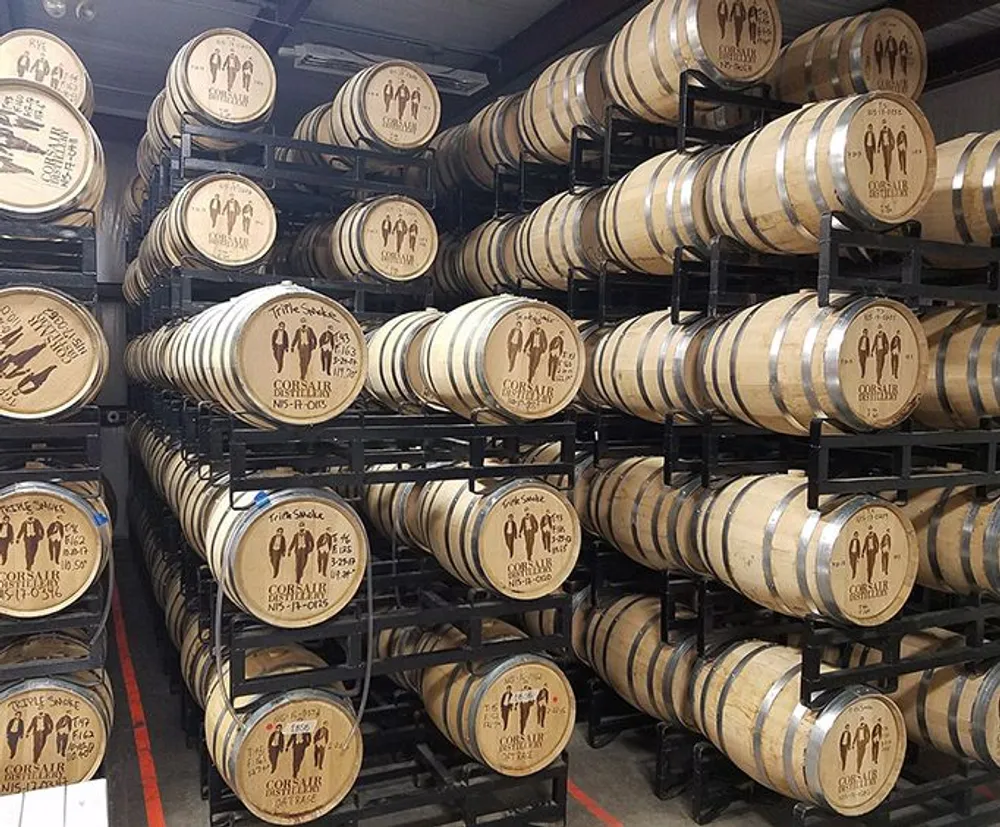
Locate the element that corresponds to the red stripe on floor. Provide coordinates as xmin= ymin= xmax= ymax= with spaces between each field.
xmin=568 ymin=778 xmax=623 ymax=827
xmin=112 ymin=586 xmax=168 ymax=827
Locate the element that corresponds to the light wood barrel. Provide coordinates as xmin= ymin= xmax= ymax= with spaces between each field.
xmin=0 ymin=285 xmax=109 ymax=421
xmin=0 ymin=480 xmax=111 ymax=618
xmin=419 ymin=295 xmax=585 ymax=423
xmin=518 ymin=47 xmax=607 ymax=165
xmin=593 ymin=310 xmax=713 ymax=423
xmin=521 ymin=588 xmax=593 ymax=663
xmin=575 ymin=321 xmax=613 ymax=412
xmin=291 ymin=196 xmax=438 ymax=284
xmin=0 ymin=633 xmax=114 ymax=795
xmin=0 ymin=29 xmax=94 ymax=117
xmin=135 ymin=173 xmax=277 ymax=296
xmin=428 ymin=232 xmax=468 ymax=300
xmin=204 ymin=646 xmax=363 ymax=826
xmin=701 ymin=292 xmax=928 ymax=435
xmin=585 ymin=594 xmax=697 ymax=728
xmin=427 ymin=125 xmax=469 ymax=194
xmin=693 ymin=640 xmax=906 ymax=815
xmin=521 ymin=442 xmax=598 ymax=534
xmin=180 ymin=617 xmax=217 ymax=710
xmin=326 ymin=60 xmax=441 ymax=155
xmin=126 ymin=283 xmax=367 ymax=428
xmin=460 ymin=215 xmax=523 ymax=297
xmin=914 ymin=306 xmax=1000 ymax=428
xmin=514 ymin=190 xmax=606 ymax=290
xmin=123 ymin=174 xmax=147 ymax=223
xmin=842 ymin=629 xmax=1000 ymax=769
xmin=697 ymin=471 xmax=918 ymax=625
xmin=405 ymin=475 xmax=581 ymax=599
xmin=366 ymin=309 xmax=445 ymax=412
xmin=0 ymin=79 xmax=105 ymax=225
xmin=361 ymin=469 xmax=425 ymax=551
xmin=770 ymin=10 xmax=926 ymax=105
xmin=913 ymin=131 xmax=1000 ymax=261
xmin=156 ymin=28 xmax=276 ymax=153
xmin=599 ymin=149 xmax=722 ymax=275
xmin=382 ymin=622 xmax=576 ymax=776
xmin=589 ymin=458 xmax=706 ymax=574
xmin=898 ymin=484 xmax=1000 ymax=599
xmin=464 ymin=94 xmax=523 ymax=190
xmin=604 ymin=0 xmax=781 ymax=124
xmin=706 ymin=93 xmax=937 ymax=254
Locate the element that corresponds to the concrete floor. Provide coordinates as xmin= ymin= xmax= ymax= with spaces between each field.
xmin=100 ymin=547 xmax=793 ymax=827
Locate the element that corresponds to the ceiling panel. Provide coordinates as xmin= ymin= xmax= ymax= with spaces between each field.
xmin=923 ymin=3 xmax=1000 ymax=50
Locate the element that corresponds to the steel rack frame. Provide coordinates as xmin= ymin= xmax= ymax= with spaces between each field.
xmin=0 ymin=220 xmax=98 ymax=304
xmin=0 ymin=406 xmax=103 ymax=486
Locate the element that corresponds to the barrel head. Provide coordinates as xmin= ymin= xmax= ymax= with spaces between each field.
xmin=0 ymin=29 xmax=91 ymax=116
xmin=357 ymin=61 xmax=441 ymax=152
xmin=856 ymin=11 xmax=926 ymax=100
xmin=693 ymin=0 xmax=782 ymax=83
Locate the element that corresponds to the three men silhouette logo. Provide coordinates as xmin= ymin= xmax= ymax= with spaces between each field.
xmin=716 ymin=1 xmax=763 ymax=47
xmin=208 ymin=48 xmax=254 ymax=94
xmin=268 ymin=522 xmax=340 ymax=584
xmin=847 ymin=528 xmax=892 ymax=584
xmin=271 ymin=319 xmax=342 ymax=380
xmin=503 ymin=509 xmax=556 ymax=562
xmin=0 ymin=105 xmax=47 ymax=177
xmin=506 ymin=322 xmax=565 ymax=385
xmin=208 ymin=193 xmax=254 ymax=237
xmin=266 ymin=721 xmax=331 ymax=779
xmin=5 ymin=708 xmax=76 ymax=765
xmin=838 ymin=720 xmax=883 ymax=775
xmin=381 ymin=79 xmax=422 ymax=121
xmin=14 ymin=51 xmax=68 ymax=92
xmin=0 ymin=511 xmax=68 ymax=572
xmin=856 ymin=328 xmax=903 ymax=385
xmin=498 ymin=683 xmax=551 ymax=736
xmin=873 ymin=34 xmax=910 ymax=81
xmin=380 ymin=214 xmax=420 ymax=254
xmin=863 ymin=122 xmax=908 ymax=182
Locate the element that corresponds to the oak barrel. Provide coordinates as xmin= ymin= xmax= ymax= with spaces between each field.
xmin=0 ymin=79 xmax=105 ymax=225
xmin=521 ymin=442 xmax=598 ymax=534
xmin=588 ymin=457 xmax=706 ymax=574
xmin=593 ymin=310 xmax=713 ymax=423
xmin=693 ymin=640 xmax=906 ymax=815
xmin=514 ymin=190 xmax=606 ymax=290
xmin=380 ymin=622 xmax=576 ymax=776
xmin=604 ymin=0 xmax=781 ymax=123
xmin=914 ymin=306 xmax=1000 ymax=428
xmin=0 ymin=632 xmax=113 ymax=795
xmin=897 ymin=484 xmax=1000 ymax=599
xmin=841 ymin=629 xmax=1000 ymax=769
xmin=419 ymin=295 xmax=585 ymax=423
xmin=585 ymin=594 xmax=697 ymax=728
xmin=701 ymin=292 xmax=928 ymax=435
xmin=366 ymin=309 xmax=445 ymax=412
xmin=0 ymin=29 xmax=94 ymax=117
xmin=599 ymin=149 xmax=722 ymax=275
xmin=913 ymin=131 xmax=1000 ymax=261
xmin=706 ymin=93 xmax=937 ymax=254
xmin=427 ymin=125 xmax=469 ymax=193
xmin=518 ymin=47 xmax=607 ymax=165
xmin=291 ymin=195 xmax=438 ymax=283
xmin=575 ymin=321 xmax=613 ymax=412
xmin=125 ymin=283 xmax=367 ymax=429
xmin=0 ymin=286 xmax=109 ymax=421
xmin=427 ymin=232 xmax=468 ymax=300
xmin=464 ymin=94 xmax=523 ymax=190
xmin=521 ymin=588 xmax=593 ymax=663
xmin=696 ymin=471 xmax=918 ymax=625
xmin=204 ymin=645 xmax=363 ymax=826
xmin=770 ymin=10 xmax=926 ymax=104
xmin=460 ymin=215 xmax=523 ymax=297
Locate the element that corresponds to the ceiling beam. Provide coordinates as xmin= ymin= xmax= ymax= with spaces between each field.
xmin=925 ymin=29 xmax=1000 ymax=90
xmin=248 ymin=0 xmax=313 ymax=54
xmin=884 ymin=0 xmax=997 ymax=30
xmin=2 ymin=0 xmax=24 ymax=33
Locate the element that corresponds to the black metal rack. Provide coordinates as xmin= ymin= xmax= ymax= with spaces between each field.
xmin=0 ymin=220 xmax=98 ymax=304
xmin=0 ymin=406 xmax=103 ymax=486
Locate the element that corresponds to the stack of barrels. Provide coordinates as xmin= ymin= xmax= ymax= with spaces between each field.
xmin=131 ymin=492 xmax=363 ymax=825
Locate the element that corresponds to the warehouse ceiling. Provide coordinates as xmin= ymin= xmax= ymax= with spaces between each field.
xmin=1 ymin=0 xmax=1000 ymax=133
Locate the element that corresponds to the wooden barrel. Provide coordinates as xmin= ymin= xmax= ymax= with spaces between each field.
xmin=706 ymin=93 xmax=937 ymax=254
xmin=575 ymin=321 xmax=613 ymax=412
xmin=587 ymin=457 xmax=706 ymax=574
xmin=180 ymin=618 xmax=217 ymax=710
xmin=514 ymin=190 xmax=607 ymax=290
xmin=0 ymin=79 xmax=105 ymax=225
xmin=126 ymin=283 xmax=367 ymax=428
xmin=693 ymin=640 xmax=906 ymax=815
xmin=427 ymin=125 xmax=469 ymax=194
xmin=701 ymin=292 xmax=928 ymax=435
xmin=427 ymin=232 xmax=468 ymax=300
xmin=419 ymin=295 xmax=585 ymax=423
xmin=840 ymin=629 xmax=1000 ymax=769
xmin=604 ymin=0 xmax=781 ymax=124
xmin=291 ymin=196 xmax=438 ymax=284
xmin=0 ymin=29 xmax=95 ymax=118
xmin=204 ymin=645 xmax=363 ymax=826
xmin=593 ymin=310 xmax=713 ymax=423
xmin=599 ymin=149 xmax=722 ymax=275
xmin=403 ymin=475 xmax=581 ymax=599
xmin=460 ymin=215 xmax=523 ymax=297
xmin=156 ymin=28 xmax=276 ymax=152
xmin=913 ymin=131 xmax=1000 ymax=262
xmin=136 ymin=173 xmax=277 ymax=293
xmin=521 ymin=588 xmax=593 ymax=663
xmin=696 ymin=471 xmax=918 ymax=625
xmin=518 ymin=47 xmax=607 ymax=165
xmin=384 ymin=622 xmax=576 ymax=776
xmin=0 ymin=632 xmax=113 ymax=795
xmin=0 ymin=480 xmax=111 ymax=618
xmin=913 ymin=306 xmax=1000 ymax=428
xmin=123 ymin=174 xmax=147 ymax=223
xmin=325 ymin=60 xmax=441 ymax=155
xmin=366 ymin=309 xmax=445 ymax=413
xmin=521 ymin=442 xmax=598 ymax=534
xmin=584 ymin=594 xmax=698 ymax=728
xmin=464 ymin=94 xmax=523 ymax=190
xmin=770 ymin=10 xmax=926 ymax=105
xmin=897 ymin=484 xmax=1000 ymax=599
